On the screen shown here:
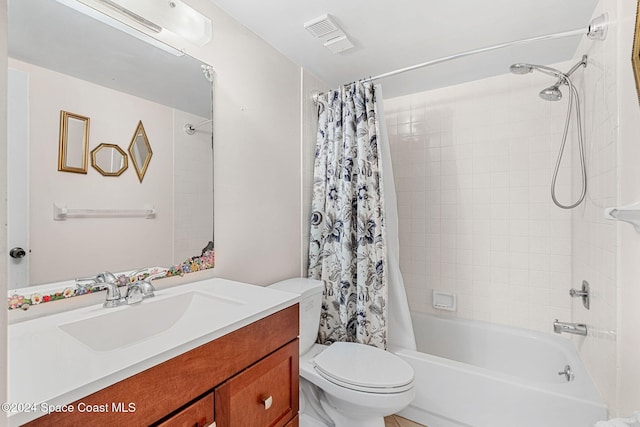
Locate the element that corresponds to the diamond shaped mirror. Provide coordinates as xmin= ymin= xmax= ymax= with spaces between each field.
xmin=128 ymin=121 xmax=153 ymax=183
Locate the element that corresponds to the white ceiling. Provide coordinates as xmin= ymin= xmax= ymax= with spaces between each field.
xmin=207 ymin=0 xmax=599 ymax=98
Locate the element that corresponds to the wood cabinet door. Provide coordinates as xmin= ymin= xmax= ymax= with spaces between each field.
xmin=215 ymin=340 xmax=299 ymax=427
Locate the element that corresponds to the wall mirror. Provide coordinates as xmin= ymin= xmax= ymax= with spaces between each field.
xmin=128 ymin=121 xmax=153 ymax=182
xmin=7 ymin=0 xmax=214 ymax=289
xmin=633 ymin=0 xmax=640 ymax=104
xmin=58 ymin=110 xmax=90 ymax=174
xmin=91 ymin=143 xmax=128 ymax=177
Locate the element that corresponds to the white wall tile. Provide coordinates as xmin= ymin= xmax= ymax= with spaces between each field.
xmin=385 ymin=62 xmax=576 ymax=335
xmin=385 ymin=2 xmax=621 ymax=407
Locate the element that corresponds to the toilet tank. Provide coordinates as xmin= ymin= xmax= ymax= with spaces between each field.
xmin=268 ymin=278 xmax=323 ymax=355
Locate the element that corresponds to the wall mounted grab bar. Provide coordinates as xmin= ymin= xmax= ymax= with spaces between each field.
xmin=53 ymin=203 xmax=155 ymax=220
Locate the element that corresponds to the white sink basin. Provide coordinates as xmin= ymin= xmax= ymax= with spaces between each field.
xmin=58 ymin=291 xmax=242 ymax=351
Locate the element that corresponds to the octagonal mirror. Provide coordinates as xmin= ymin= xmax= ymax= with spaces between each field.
xmin=91 ymin=143 xmax=128 ymax=176
xmin=128 ymin=121 xmax=153 ymax=183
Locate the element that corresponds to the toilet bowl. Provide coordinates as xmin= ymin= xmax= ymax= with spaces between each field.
xmin=269 ymin=278 xmax=415 ymax=427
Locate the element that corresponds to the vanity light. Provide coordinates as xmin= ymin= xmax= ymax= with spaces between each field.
xmin=55 ymin=0 xmax=184 ymax=56
xmin=96 ymin=0 xmax=212 ymax=46
xmin=55 ymin=0 xmax=213 ymax=54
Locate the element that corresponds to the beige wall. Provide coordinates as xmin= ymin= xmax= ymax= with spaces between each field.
xmin=183 ymin=0 xmax=303 ymax=285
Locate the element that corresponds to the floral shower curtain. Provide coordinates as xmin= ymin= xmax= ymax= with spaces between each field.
xmin=308 ymin=81 xmax=388 ymax=350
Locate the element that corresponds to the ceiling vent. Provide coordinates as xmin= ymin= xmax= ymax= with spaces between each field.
xmin=304 ymin=13 xmax=354 ymax=54
xmin=304 ymin=14 xmax=340 ymax=38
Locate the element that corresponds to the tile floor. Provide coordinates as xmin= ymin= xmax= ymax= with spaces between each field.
xmin=384 ymin=415 xmax=426 ymax=427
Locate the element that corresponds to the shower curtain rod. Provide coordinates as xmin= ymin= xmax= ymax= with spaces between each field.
xmin=183 ymin=118 xmax=213 ymax=135
xmin=312 ymin=23 xmax=601 ymax=103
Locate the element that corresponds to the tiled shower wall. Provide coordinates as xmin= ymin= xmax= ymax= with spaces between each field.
xmin=384 ymin=0 xmax=619 ymax=407
xmin=384 ymin=68 xmax=579 ymax=333
xmin=570 ymin=0 xmax=618 ymax=411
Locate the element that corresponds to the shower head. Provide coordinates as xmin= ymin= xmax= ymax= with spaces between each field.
xmin=539 ymin=83 xmax=563 ymax=101
xmin=509 ymin=62 xmax=567 ymax=80
xmin=510 ymin=56 xmax=587 ymax=103
xmin=509 ymin=63 xmax=534 ymax=75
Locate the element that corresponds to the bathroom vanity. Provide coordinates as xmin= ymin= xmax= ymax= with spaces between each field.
xmin=9 ymin=279 xmax=300 ymax=427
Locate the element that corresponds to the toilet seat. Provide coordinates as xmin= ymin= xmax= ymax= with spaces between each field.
xmin=313 ymin=342 xmax=414 ymax=394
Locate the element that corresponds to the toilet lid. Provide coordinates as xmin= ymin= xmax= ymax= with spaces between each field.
xmin=313 ymin=342 xmax=414 ymax=392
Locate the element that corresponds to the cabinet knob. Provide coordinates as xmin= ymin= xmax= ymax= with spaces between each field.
xmin=262 ymin=395 xmax=273 ymax=410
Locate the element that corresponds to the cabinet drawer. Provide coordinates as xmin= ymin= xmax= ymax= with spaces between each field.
xmin=215 ymin=340 xmax=299 ymax=427
xmin=157 ymin=393 xmax=214 ymax=427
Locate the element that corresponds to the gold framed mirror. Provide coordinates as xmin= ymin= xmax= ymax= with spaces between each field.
xmin=128 ymin=121 xmax=153 ymax=183
xmin=91 ymin=143 xmax=128 ymax=176
xmin=633 ymin=0 xmax=640 ymax=103
xmin=58 ymin=110 xmax=90 ymax=174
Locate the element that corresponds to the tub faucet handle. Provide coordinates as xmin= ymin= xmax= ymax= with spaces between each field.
xmin=569 ymin=280 xmax=590 ymax=310
xmin=558 ymin=364 xmax=574 ymax=382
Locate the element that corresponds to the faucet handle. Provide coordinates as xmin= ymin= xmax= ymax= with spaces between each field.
xmin=138 ymin=279 xmax=156 ymax=298
xmin=96 ymin=271 xmax=117 ymax=284
xmin=125 ymin=283 xmax=144 ymax=305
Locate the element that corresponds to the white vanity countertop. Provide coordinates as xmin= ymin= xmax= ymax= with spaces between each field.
xmin=8 ymin=278 xmax=299 ymax=426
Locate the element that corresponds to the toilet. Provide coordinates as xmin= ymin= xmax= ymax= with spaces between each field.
xmin=269 ymin=278 xmax=415 ymax=427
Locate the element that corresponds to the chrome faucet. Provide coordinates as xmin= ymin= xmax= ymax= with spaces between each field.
xmin=124 ymin=282 xmax=144 ymax=305
xmin=76 ymin=270 xmax=158 ymax=308
xmin=96 ymin=272 xmax=123 ymax=308
xmin=127 ymin=268 xmax=163 ymax=298
xmin=553 ymin=319 xmax=587 ymax=336
xmin=137 ymin=279 xmax=156 ymax=298
xmin=123 ymin=279 xmax=155 ymax=304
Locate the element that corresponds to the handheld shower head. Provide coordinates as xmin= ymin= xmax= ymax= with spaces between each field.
xmin=539 ymin=83 xmax=563 ymax=101
xmin=509 ymin=62 xmax=565 ymax=79
xmin=509 ymin=63 xmax=534 ymax=75
xmin=509 ymin=56 xmax=587 ymax=102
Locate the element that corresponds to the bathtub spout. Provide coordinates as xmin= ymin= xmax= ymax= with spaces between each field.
xmin=553 ymin=319 xmax=587 ymax=336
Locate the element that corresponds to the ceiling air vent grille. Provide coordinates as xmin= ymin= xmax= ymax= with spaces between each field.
xmin=304 ymin=14 xmax=340 ymax=38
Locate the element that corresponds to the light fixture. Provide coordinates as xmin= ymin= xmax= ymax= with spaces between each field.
xmin=56 ymin=0 xmax=184 ymax=56
xmin=109 ymin=0 xmax=212 ymax=47
xmin=55 ymin=0 xmax=213 ymax=55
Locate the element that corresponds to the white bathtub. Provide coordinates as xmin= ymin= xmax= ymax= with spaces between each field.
xmin=393 ymin=312 xmax=607 ymax=427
